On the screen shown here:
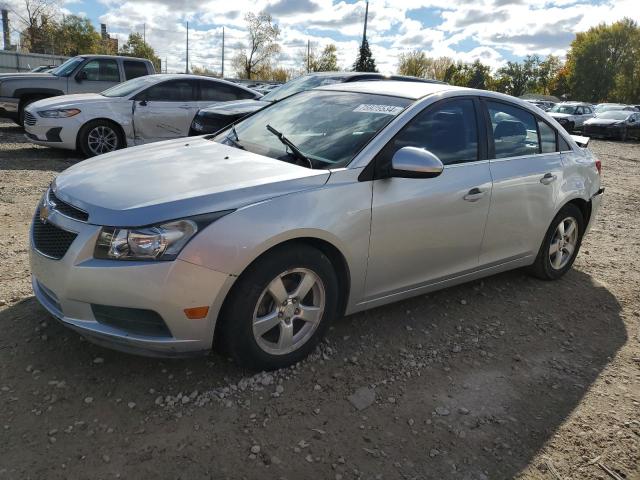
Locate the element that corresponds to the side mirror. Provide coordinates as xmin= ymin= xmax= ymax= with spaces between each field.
xmin=75 ymin=70 xmax=88 ymax=82
xmin=390 ymin=147 xmax=444 ymax=179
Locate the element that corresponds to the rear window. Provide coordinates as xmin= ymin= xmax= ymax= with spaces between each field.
xmin=200 ymin=81 xmax=256 ymax=101
xmin=123 ymin=61 xmax=149 ymax=80
xmin=487 ymin=101 xmax=540 ymax=159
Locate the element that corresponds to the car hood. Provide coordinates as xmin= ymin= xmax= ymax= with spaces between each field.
xmin=27 ymin=93 xmax=119 ymax=110
xmin=549 ymin=112 xmax=573 ymax=119
xmin=198 ymin=99 xmax=271 ymax=117
xmin=53 ymin=137 xmax=330 ymax=226
xmin=585 ymin=118 xmax=625 ymax=126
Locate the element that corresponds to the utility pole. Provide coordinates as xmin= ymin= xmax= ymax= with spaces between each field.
xmin=143 ymin=23 xmax=146 ymax=43
xmin=185 ymin=21 xmax=189 ymax=74
xmin=307 ymin=39 xmax=310 ymax=73
xmin=362 ymin=0 xmax=369 ymax=47
xmin=165 ymin=56 xmax=167 ymax=73
xmin=221 ymin=27 xmax=225 ymax=78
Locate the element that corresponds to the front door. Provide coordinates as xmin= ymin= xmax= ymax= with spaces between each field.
xmin=366 ymin=97 xmax=492 ymax=300
xmin=68 ymin=59 xmax=121 ymax=94
xmin=479 ymin=100 xmax=563 ymax=265
xmin=132 ymin=79 xmax=199 ymax=143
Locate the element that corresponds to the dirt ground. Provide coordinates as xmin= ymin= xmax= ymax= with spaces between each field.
xmin=0 ymin=119 xmax=638 ymax=480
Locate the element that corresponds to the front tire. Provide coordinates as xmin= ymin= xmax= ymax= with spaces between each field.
xmin=528 ymin=204 xmax=585 ymax=280
xmin=219 ymin=244 xmax=339 ymax=370
xmin=78 ymin=120 xmax=124 ymax=158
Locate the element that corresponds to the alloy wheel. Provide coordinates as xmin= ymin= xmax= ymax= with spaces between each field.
xmin=549 ymin=216 xmax=578 ymax=270
xmin=252 ymin=268 xmax=325 ymax=356
xmin=87 ymin=125 xmax=118 ymax=155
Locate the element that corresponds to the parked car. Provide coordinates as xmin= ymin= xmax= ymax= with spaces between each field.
xmin=548 ymin=102 xmax=594 ymax=132
xmin=29 ymin=81 xmax=603 ymax=369
xmin=583 ymin=110 xmax=640 ymax=140
xmin=594 ymin=103 xmax=639 ymax=115
xmin=189 ymin=71 xmax=445 ymax=135
xmin=23 ymin=74 xmax=260 ymax=157
xmin=0 ymin=55 xmax=155 ymax=125
xmin=30 ymin=65 xmax=57 ymax=73
xmin=525 ymin=100 xmax=555 ymax=111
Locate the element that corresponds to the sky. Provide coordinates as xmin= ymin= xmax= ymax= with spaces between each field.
xmin=4 ymin=0 xmax=640 ymax=75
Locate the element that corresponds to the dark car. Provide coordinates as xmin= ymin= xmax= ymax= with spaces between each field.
xmin=583 ymin=110 xmax=640 ymax=141
xmin=189 ymin=72 xmax=444 ymax=135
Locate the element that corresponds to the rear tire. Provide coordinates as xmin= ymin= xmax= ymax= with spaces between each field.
xmin=78 ymin=119 xmax=124 ymax=158
xmin=528 ymin=204 xmax=585 ymax=281
xmin=219 ymin=244 xmax=339 ymax=370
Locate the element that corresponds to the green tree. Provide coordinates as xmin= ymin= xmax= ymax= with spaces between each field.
xmin=316 ymin=44 xmax=339 ymax=71
xmin=119 ymin=32 xmax=161 ymax=71
xmin=397 ymin=50 xmax=431 ymax=78
xmin=53 ymin=15 xmax=101 ymax=56
xmin=494 ymin=61 xmax=530 ymax=97
xmin=444 ymin=60 xmax=492 ymax=89
xmin=232 ymin=12 xmax=280 ymax=79
xmin=353 ymin=38 xmax=377 ymax=72
xmin=537 ymin=55 xmax=562 ymax=95
xmin=565 ymin=18 xmax=640 ymax=103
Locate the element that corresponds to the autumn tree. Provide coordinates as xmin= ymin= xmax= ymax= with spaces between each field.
xmin=119 ymin=32 xmax=161 ymax=71
xmin=10 ymin=0 xmax=59 ymax=53
xmin=232 ymin=12 xmax=280 ymax=79
xmin=52 ymin=15 xmax=101 ymax=56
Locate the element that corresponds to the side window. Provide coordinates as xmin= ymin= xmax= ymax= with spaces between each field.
xmin=585 ymin=107 xmax=593 ymax=114
xmin=79 ymin=59 xmax=120 ymax=82
xmin=487 ymin=101 xmax=539 ymax=159
xmin=380 ymin=98 xmax=479 ymax=166
xmin=143 ymin=80 xmax=197 ymax=102
xmin=200 ymin=81 xmax=256 ymax=101
xmin=538 ymin=120 xmax=557 ymax=154
xmin=575 ymin=107 xmax=584 ymax=115
xmin=559 ymin=135 xmax=572 ymax=152
xmin=123 ymin=61 xmax=149 ymax=80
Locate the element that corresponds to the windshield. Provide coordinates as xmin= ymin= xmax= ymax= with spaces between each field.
xmin=550 ymin=105 xmax=577 ymax=114
xmin=101 ymin=76 xmax=157 ymax=97
xmin=597 ymin=110 xmax=631 ymax=120
xmin=261 ymin=74 xmax=345 ymax=102
xmin=595 ymin=104 xmax=623 ymax=113
xmin=50 ymin=57 xmax=84 ymax=77
xmin=214 ymin=90 xmax=411 ymax=169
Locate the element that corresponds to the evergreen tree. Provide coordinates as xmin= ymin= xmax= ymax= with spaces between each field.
xmin=352 ymin=38 xmax=377 ymax=72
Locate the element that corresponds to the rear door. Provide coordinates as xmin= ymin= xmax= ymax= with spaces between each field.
xmin=68 ymin=58 xmax=121 ymax=94
xmin=132 ymin=79 xmax=199 ymax=143
xmin=479 ymin=99 xmax=563 ymax=266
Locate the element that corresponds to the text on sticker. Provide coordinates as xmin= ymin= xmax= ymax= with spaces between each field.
xmin=353 ymin=104 xmax=404 ymax=115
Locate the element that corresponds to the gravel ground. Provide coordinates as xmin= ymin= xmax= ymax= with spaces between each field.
xmin=0 ymin=119 xmax=639 ymax=480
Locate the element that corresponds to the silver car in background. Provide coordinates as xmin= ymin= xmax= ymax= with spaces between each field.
xmin=29 ymin=82 xmax=603 ymax=370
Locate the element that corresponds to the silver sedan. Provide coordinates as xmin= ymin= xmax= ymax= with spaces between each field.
xmin=29 ymin=81 xmax=603 ymax=370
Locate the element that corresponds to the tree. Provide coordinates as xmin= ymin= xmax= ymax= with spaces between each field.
xmin=494 ymin=61 xmax=530 ymax=97
xmin=191 ymin=65 xmax=219 ymax=77
xmin=353 ymin=38 xmax=377 ymax=72
xmin=232 ymin=12 xmax=280 ymax=79
xmin=537 ymin=55 xmax=562 ymax=95
xmin=443 ymin=60 xmax=492 ymax=89
xmin=119 ymin=32 xmax=161 ymax=71
xmin=11 ymin=0 xmax=59 ymax=53
xmin=564 ymin=18 xmax=640 ymax=103
xmin=316 ymin=44 xmax=339 ymax=71
xmin=397 ymin=50 xmax=431 ymax=78
xmin=52 ymin=15 xmax=101 ymax=56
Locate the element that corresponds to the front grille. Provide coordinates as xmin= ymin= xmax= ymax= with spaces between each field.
xmin=49 ymin=189 xmax=89 ymax=222
xmin=24 ymin=111 xmax=36 ymax=126
xmin=92 ymin=305 xmax=172 ymax=337
xmin=32 ymin=218 xmax=77 ymax=260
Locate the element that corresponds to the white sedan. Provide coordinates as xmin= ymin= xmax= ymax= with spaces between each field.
xmin=23 ymin=74 xmax=261 ymax=157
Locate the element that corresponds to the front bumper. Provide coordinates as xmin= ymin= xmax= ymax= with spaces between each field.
xmin=585 ymin=188 xmax=604 ymax=236
xmin=583 ymin=125 xmax=624 ymax=139
xmin=29 ymin=207 xmax=235 ymax=357
xmin=23 ymin=114 xmax=80 ymax=150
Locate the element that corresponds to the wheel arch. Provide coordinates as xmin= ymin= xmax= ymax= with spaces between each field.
xmin=213 ymin=236 xmax=352 ymax=347
xmin=560 ymin=196 xmax=592 ymax=227
xmin=76 ymin=117 xmax=127 ymax=151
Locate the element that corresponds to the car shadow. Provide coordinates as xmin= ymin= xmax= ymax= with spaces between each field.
xmin=0 ymin=267 xmax=626 ymax=478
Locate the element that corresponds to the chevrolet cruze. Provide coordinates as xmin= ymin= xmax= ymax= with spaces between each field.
xmin=29 ymin=81 xmax=603 ymax=370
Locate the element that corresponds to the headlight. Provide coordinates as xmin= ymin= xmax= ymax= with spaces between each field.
xmin=37 ymin=108 xmax=81 ymax=118
xmin=94 ymin=211 xmax=233 ymax=261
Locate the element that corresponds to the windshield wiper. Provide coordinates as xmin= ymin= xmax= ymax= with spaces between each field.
xmin=225 ymin=124 xmax=244 ymax=149
xmin=266 ymin=124 xmax=312 ymax=168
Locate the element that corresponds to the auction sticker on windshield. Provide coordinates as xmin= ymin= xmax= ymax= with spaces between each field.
xmin=353 ymin=104 xmax=404 ymax=115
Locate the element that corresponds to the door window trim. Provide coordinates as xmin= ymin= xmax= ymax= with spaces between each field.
xmin=134 ymin=79 xmax=199 ymax=102
xmin=360 ymin=95 xmax=487 ymax=181
xmin=480 ymin=97 xmax=562 ymax=161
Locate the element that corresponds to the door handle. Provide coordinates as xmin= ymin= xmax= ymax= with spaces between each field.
xmin=540 ymin=173 xmax=557 ymax=185
xmin=463 ymin=187 xmax=486 ymax=202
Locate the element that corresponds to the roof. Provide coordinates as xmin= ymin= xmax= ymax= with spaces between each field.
xmin=558 ymin=101 xmax=592 ymax=106
xmin=317 ymin=80 xmax=460 ymax=99
xmin=132 ymin=74 xmax=257 ymax=92
xmin=78 ymin=54 xmax=152 ymax=62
